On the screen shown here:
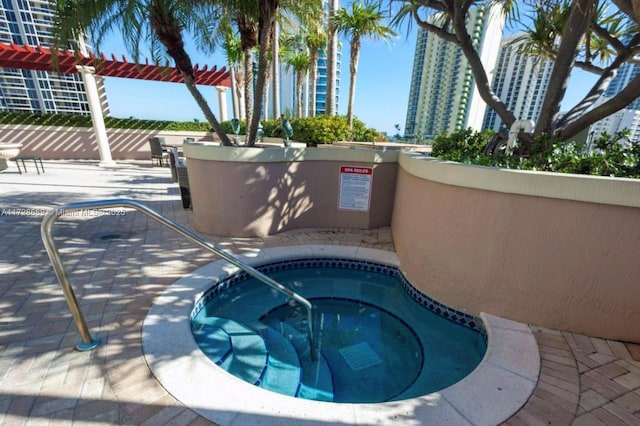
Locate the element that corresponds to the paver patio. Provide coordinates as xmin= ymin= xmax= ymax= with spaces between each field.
xmin=0 ymin=160 xmax=638 ymax=425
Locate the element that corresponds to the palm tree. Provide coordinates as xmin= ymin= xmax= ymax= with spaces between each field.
xmin=272 ymin=3 xmax=323 ymax=119
xmin=211 ymin=0 xmax=274 ymax=145
xmin=282 ymin=36 xmax=311 ymax=118
xmin=217 ymin=0 xmax=322 ymax=144
xmin=304 ymin=21 xmax=327 ymax=117
xmin=212 ymin=1 xmax=261 ymax=137
xmin=53 ymin=0 xmax=234 ymax=146
xmin=271 ymin=20 xmax=281 ymax=119
xmin=248 ymin=0 xmax=323 ymax=144
xmin=231 ymin=12 xmax=258 ymax=138
xmin=221 ymin=24 xmax=245 ymax=121
xmin=285 ymin=54 xmax=311 ymax=118
xmin=331 ymin=1 xmax=395 ymax=129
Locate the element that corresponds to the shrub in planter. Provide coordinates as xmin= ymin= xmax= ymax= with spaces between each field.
xmin=219 ymin=116 xmax=380 ymax=145
xmin=431 ymin=128 xmax=497 ymax=164
xmin=292 ymin=115 xmax=349 ymax=145
xmin=220 ymin=119 xmax=247 ymax=135
xmin=286 ymin=115 xmax=379 ymax=145
xmin=432 ymin=128 xmax=640 ymax=178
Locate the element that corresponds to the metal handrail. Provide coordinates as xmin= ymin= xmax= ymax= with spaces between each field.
xmin=41 ymin=199 xmax=316 ymax=359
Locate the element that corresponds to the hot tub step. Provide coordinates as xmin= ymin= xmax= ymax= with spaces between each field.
xmin=262 ymin=318 xmax=334 ymax=401
xmin=259 ymin=326 xmax=302 ymax=396
xmin=191 ymin=322 xmax=232 ymax=365
xmin=195 ymin=317 xmax=268 ymax=386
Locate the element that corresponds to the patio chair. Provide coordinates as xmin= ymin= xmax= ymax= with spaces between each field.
xmin=176 ymin=162 xmax=191 ymax=209
xmin=148 ymin=137 xmax=169 ymax=167
xmin=168 ymin=147 xmax=180 ymax=182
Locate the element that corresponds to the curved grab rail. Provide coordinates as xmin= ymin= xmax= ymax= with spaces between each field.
xmin=40 ymin=199 xmax=316 ymax=358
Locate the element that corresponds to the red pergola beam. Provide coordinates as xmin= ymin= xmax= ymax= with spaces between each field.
xmin=0 ymin=42 xmax=231 ymax=87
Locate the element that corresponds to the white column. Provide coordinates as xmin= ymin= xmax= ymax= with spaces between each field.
xmin=77 ymin=66 xmax=115 ymax=167
xmin=216 ymin=86 xmax=229 ymax=122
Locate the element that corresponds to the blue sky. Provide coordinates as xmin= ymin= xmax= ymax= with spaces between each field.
xmin=100 ymin=27 xmax=419 ymax=136
xmin=99 ymin=11 xmax=596 ymax=137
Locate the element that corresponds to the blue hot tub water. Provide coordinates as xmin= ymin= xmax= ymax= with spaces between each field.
xmin=190 ymin=259 xmax=487 ymax=403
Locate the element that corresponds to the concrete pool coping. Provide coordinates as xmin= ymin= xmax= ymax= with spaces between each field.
xmin=142 ymin=245 xmax=540 ymax=425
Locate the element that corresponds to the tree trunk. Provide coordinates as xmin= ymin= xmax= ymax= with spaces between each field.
xmin=310 ymin=48 xmax=319 ymax=117
xmin=148 ymin=7 xmax=232 ymax=146
xmin=183 ymin=74 xmax=233 ymax=146
xmin=611 ymin=0 xmax=640 ymax=26
xmin=535 ymin=0 xmax=598 ymax=136
xmin=450 ymin=4 xmax=516 ymax=132
xmin=558 ymin=72 xmax=640 ymax=140
xmin=325 ymin=0 xmax=339 ymax=116
xmin=272 ymin=21 xmax=281 ymax=119
xmin=244 ymin=49 xmax=254 ymax=141
xmin=230 ymin=66 xmax=239 ymax=119
xmin=303 ymin=72 xmax=310 ymax=117
xmin=347 ymin=38 xmax=359 ymax=130
xmin=235 ymin=66 xmax=246 ymax=120
xmin=263 ymin=60 xmax=272 ymax=120
xmin=556 ymin=52 xmax=631 ymax=130
xmin=263 ymin=78 xmax=271 ymax=120
xmin=295 ymin=70 xmax=302 ymax=118
xmin=248 ymin=2 xmax=278 ymax=146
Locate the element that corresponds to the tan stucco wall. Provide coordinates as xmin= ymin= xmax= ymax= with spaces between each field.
xmin=0 ymin=124 xmax=219 ymax=160
xmin=392 ymin=154 xmax=640 ymax=343
xmin=185 ymin=144 xmax=398 ymax=237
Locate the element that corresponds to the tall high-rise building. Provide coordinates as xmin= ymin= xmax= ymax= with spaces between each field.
xmin=0 ymin=0 xmax=108 ymax=114
xmin=587 ymin=62 xmax=640 ymax=141
xmin=483 ymin=34 xmax=554 ymax=131
xmin=280 ymin=0 xmax=340 ymax=117
xmin=404 ymin=5 xmax=504 ymax=139
xmin=603 ymin=62 xmax=640 ymax=111
xmin=280 ymin=48 xmax=341 ymax=117
xmin=589 ymin=108 xmax=640 ymax=143
xmin=312 ymin=49 xmax=340 ymax=116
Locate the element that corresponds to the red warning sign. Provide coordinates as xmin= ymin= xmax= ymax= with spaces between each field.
xmin=338 ymin=165 xmax=373 ymax=211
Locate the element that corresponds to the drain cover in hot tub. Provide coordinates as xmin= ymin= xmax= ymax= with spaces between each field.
xmin=339 ymin=342 xmax=382 ymax=371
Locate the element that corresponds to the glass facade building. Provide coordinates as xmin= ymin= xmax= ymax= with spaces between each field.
xmin=404 ymin=5 xmax=504 ymax=139
xmin=0 ymin=0 xmax=108 ymax=114
xmin=588 ymin=62 xmax=640 ymax=141
xmin=483 ymin=34 xmax=553 ymax=132
xmin=603 ymin=62 xmax=640 ymax=111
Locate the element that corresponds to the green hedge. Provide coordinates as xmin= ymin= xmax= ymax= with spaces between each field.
xmin=0 ymin=112 xmax=382 ymax=144
xmin=0 ymin=112 xmax=213 ymax=131
xmin=431 ymin=128 xmax=640 ymax=178
xmin=220 ymin=115 xmax=380 ymax=145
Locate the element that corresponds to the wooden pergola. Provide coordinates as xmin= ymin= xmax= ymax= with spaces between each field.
xmin=0 ymin=42 xmax=231 ymax=165
xmin=0 ymin=42 xmax=230 ymax=86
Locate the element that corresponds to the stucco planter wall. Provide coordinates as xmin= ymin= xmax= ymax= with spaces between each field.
xmin=0 ymin=124 xmax=219 ymax=160
xmin=183 ymin=143 xmax=398 ymax=237
xmin=392 ymin=152 xmax=640 ymax=343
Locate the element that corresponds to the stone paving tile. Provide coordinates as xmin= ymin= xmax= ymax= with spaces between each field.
xmin=561 ymin=331 xmax=640 ymax=426
xmin=626 ymin=343 xmax=640 ymax=362
xmin=2 ymin=160 xmax=640 ymax=426
xmin=502 ymin=328 xmax=580 ymax=425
